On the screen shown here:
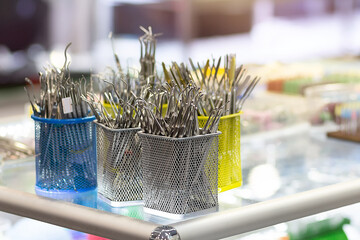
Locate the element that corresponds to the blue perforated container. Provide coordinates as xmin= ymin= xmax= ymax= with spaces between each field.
xmin=32 ymin=115 xmax=97 ymax=192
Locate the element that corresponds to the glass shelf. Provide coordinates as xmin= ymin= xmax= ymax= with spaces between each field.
xmin=1 ymin=123 xmax=360 ymax=239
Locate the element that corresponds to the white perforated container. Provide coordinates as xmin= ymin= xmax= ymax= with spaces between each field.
xmin=96 ymin=122 xmax=142 ymax=207
xmin=138 ymin=131 xmax=220 ymax=219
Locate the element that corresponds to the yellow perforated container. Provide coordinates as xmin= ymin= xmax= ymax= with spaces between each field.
xmin=161 ymin=104 xmax=168 ymax=117
xmin=198 ymin=112 xmax=242 ymax=193
xmin=104 ymin=103 xmax=118 ymax=118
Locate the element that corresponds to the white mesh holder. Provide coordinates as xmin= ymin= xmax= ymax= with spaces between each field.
xmin=138 ymin=131 xmax=220 ymax=219
xmin=96 ymin=122 xmax=142 ymax=206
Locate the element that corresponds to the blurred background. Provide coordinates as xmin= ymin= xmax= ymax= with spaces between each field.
xmin=1 ymin=0 xmax=360 ymax=80
xmin=1 ymin=0 xmax=360 ymax=114
xmin=2 ymin=0 xmax=360 ymax=239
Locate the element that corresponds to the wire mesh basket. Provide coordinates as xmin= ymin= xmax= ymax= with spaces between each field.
xmin=96 ymin=123 xmax=142 ymax=206
xmin=198 ymin=112 xmax=242 ymax=192
xmin=138 ymin=131 xmax=220 ymax=219
xmin=32 ymin=115 xmax=97 ymax=192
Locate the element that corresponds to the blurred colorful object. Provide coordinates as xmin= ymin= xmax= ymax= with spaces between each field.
xmin=287 ymin=216 xmax=350 ymax=240
xmin=327 ymin=102 xmax=360 ymax=142
xmin=87 ymin=235 xmax=109 ymax=240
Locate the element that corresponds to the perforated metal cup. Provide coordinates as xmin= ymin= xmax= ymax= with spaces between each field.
xmin=32 ymin=115 xmax=97 ymax=192
xmin=138 ymin=131 xmax=220 ymax=219
xmin=96 ymin=122 xmax=142 ymax=206
xmin=199 ymin=112 xmax=242 ymax=192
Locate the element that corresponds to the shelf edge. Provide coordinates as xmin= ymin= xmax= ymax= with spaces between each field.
xmin=173 ymin=179 xmax=360 ymax=240
xmin=0 ymin=186 xmax=158 ymax=240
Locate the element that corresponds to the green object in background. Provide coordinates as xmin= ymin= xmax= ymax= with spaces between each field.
xmin=288 ymin=216 xmax=350 ymax=240
xmin=120 ymin=205 xmax=144 ymax=220
xmin=98 ymin=203 xmax=144 ymax=220
xmin=324 ymin=73 xmax=360 ymax=84
xmin=320 ymin=111 xmax=332 ymax=122
xmin=310 ymin=229 xmax=348 ymax=240
xmin=283 ymin=78 xmax=313 ymax=95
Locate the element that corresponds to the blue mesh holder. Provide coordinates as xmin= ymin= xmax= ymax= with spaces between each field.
xmin=32 ymin=115 xmax=97 ymax=192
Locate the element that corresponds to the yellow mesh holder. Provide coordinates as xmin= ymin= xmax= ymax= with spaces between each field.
xmin=161 ymin=104 xmax=168 ymax=117
xmin=104 ymin=103 xmax=118 ymax=118
xmin=198 ymin=112 xmax=242 ymax=193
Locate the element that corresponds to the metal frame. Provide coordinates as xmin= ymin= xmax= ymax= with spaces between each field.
xmin=0 ymin=179 xmax=359 ymax=240
xmin=173 ymin=179 xmax=360 ymax=240
xmin=0 ymin=186 xmax=157 ymax=240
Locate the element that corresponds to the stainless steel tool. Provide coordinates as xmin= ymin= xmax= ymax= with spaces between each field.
xmin=136 ymin=83 xmax=223 ymax=138
xmin=188 ymin=55 xmax=260 ymax=116
xmin=25 ymin=43 xmax=89 ymax=120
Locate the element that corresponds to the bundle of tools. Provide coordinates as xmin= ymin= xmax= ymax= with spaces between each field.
xmin=25 ymin=43 xmax=90 ymax=119
xmin=161 ymin=61 xmax=209 ymax=117
xmin=86 ymin=27 xmax=162 ymax=128
xmin=26 ymin=43 xmax=97 ymax=191
xmin=95 ymin=32 xmax=139 ymax=103
xmin=136 ymin=84 xmax=224 ymax=138
xmin=97 ymin=26 xmax=161 ymax=107
xmin=161 ymin=55 xmax=259 ymax=117
xmin=81 ymin=81 xmax=139 ymax=129
xmin=189 ymin=54 xmax=260 ymax=116
xmin=139 ymin=26 xmax=161 ymax=88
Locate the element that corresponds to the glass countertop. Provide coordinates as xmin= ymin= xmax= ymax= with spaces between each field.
xmin=1 ymin=123 xmax=360 ymax=227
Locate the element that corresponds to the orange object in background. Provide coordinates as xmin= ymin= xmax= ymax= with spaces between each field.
xmin=87 ymin=234 xmax=109 ymax=240
xmin=267 ymin=79 xmax=285 ymax=92
xmin=279 ymin=236 xmax=289 ymax=240
xmin=279 ymin=236 xmax=290 ymax=240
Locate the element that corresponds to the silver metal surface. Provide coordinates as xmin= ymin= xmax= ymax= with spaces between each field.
xmin=96 ymin=123 xmax=142 ymax=205
xmin=98 ymin=193 xmax=143 ymax=208
xmin=149 ymin=226 xmax=181 ymax=240
xmin=0 ymin=186 xmax=157 ymax=240
xmin=173 ymin=179 xmax=360 ymax=240
xmin=139 ymin=132 xmax=219 ymax=217
xmin=144 ymin=207 xmax=217 ymax=220
xmin=25 ymin=43 xmax=90 ymax=120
